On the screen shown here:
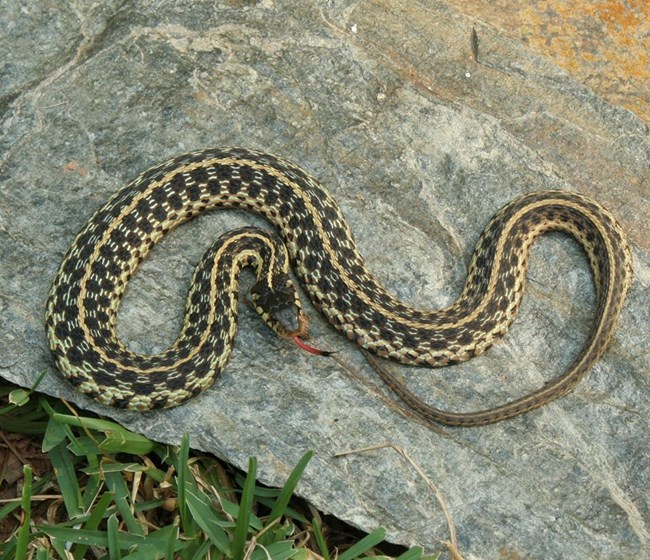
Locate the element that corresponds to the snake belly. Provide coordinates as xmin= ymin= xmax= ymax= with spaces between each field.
xmin=45 ymin=147 xmax=633 ymax=422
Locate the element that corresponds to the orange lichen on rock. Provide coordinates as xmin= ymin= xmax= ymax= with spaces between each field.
xmin=449 ymin=0 xmax=649 ymax=122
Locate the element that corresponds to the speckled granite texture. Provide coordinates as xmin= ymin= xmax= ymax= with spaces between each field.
xmin=1 ymin=1 xmax=648 ymax=558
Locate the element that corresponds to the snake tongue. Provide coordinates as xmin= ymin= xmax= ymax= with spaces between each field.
xmin=292 ymin=336 xmax=334 ymax=357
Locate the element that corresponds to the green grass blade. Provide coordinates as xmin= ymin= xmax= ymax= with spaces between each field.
xmin=8 ymin=388 xmax=30 ymax=407
xmin=67 ymin=435 xmax=102 ymax=457
xmin=255 ymin=496 xmax=308 ymax=524
xmin=48 ymin=442 xmax=83 ymax=518
xmin=183 ymin=475 xmax=230 ymax=551
xmin=189 ymin=539 xmax=213 ymax=559
xmin=108 ymin=513 xmax=122 ymax=560
xmin=165 ymin=522 xmax=179 ymax=560
xmin=81 ymin=453 xmax=103 ymax=512
xmin=0 ymin=370 xmax=46 ymax=415
xmin=0 ymin=415 xmax=49 ymax=435
xmin=40 ymin=524 xmax=179 ymax=550
xmin=50 ymin=537 xmax=70 ymax=559
xmin=256 ymin=519 xmax=296 ymax=548
xmin=104 ymin=471 xmax=144 ymax=536
xmin=310 ymin=519 xmax=330 ymax=560
xmin=218 ymin=496 xmax=263 ymax=531
xmin=74 ymin=491 xmax=115 ymax=560
xmin=118 ymin=525 xmax=181 ymax=560
xmin=51 ymin=413 xmax=156 ymax=455
xmin=266 ymin=451 xmax=313 ymax=528
xmin=39 ymin=526 xmax=109 ymax=546
xmin=15 ymin=465 xmax=33 ymax=560
xmin=396 ymin=546 xmax=425 ymax=560
xmin=175 ymin=433 xmax=191 ymax=533
xmin=250 ymin=540 xmax=297 ymax=560
xmin=337 ymin=527 xmax=386 ymax=560
xmin=231 ymin=457 xmax=257 ymax=560
xmin=0 ymin=542 xmax=17 ymax=559
xmin=42 ymin=414 xmax=68 ymax=452
xmin=82 ymin=462 xmax=148 ymax=475
xmin=85 ymin=491 xmax=115 ymax=529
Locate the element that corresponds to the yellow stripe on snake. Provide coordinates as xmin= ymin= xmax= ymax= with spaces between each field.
xmin=45 ymin=148 xmax=633 ymax=426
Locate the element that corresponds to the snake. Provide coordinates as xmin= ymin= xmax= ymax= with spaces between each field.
xmin=45 ymin=147 xmax=633 ymax=426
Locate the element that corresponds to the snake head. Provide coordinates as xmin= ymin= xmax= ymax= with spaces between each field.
xmin=250 ymin=275 xmax=309 ymax=339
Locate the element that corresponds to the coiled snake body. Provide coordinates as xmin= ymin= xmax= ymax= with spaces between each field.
xmin=45 ymin=147 xmax=633 ymax=425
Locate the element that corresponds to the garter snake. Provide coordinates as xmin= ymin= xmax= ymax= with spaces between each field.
xmin=45 ymin=147 xmax=633 ymax=425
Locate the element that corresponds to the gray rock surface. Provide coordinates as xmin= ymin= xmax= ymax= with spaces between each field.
xmin=1 ymin=1 xmax=648 ymax=558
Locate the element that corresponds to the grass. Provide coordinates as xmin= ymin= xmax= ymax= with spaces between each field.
xmin=0 ymin=378 xmax=441 ymax=560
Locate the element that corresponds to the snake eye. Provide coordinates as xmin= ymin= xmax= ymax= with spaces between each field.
xmin=250 ymin=277 xmax=301 ymax=336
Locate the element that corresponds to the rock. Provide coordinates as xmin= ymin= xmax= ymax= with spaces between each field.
xmin=1 ymin=1 xmax=648 ymax=558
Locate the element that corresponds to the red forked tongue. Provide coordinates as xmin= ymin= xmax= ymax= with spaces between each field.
xmin=292 ymin=336 xmax=334 ymax=357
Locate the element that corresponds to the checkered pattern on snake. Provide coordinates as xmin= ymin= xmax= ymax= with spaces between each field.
xmin=45 ymin=147 xmax=633 ymax=425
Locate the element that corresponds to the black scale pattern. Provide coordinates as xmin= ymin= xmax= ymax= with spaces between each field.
xmin=45 ymin=148 xmax=634 ymax=411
